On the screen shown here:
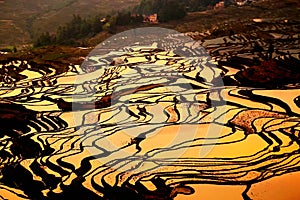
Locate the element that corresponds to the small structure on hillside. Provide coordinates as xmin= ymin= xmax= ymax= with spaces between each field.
xmin=143 ymin=14 xmax=158 ymax=24
xmin=100 ymin=18 xmax=107 ymax=23
xmin=236 ymin=0 xmax=248 ymax=6
xmin=214 ymin=1 xmax=225 ymax=11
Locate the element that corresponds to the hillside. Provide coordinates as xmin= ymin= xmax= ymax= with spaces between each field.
xmin=1 ymin=0 xmax=299 ymax=48
xmin=85 ymin=0 xmax=300 ymax=46
xmin=0 ymin=0 xmax=139 ymax=47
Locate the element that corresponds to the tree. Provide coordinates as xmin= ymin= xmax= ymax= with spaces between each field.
xmin=91 ymin=16 xmax=103 ymax=34
xmin=34 ymin=32 xmax=55 ymax=47
xmin=116 ymin=11 xmax=132 ymax=25
xmin=158 ymin=0 xmax=186 ymax=22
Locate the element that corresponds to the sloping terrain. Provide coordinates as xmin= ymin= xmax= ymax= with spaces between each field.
xmin=0 ymin=0 xmax=139 ymax=47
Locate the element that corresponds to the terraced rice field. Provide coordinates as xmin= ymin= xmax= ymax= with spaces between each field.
xmin=0 ymin=19 xmax=299 ymax=200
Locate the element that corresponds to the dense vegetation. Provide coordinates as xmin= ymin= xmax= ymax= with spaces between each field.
xmin=34 ymin=0 xmax=190 ymax=47
xmin=0 ymin=0 xmax=141 ymax=47
xmin=32 ymin=0 xmax=238 ymax=47
xmin=34 ymin=15 xmax=104 ymax=46
xmin=133 ymin=0 xmax=187 ymax=22
xmin=184 ymin=0 xmax=231 ymax=11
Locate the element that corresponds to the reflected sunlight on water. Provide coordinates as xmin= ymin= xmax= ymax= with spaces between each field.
xmin=0 ymin=27 xmax=300 ymax=200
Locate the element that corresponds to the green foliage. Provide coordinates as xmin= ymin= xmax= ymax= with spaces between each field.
xmin=134 ymin=0 xmax=187 ymax=22
xmin=34 ymin=32 xmax=56 ymax=47
xmin=185 ymin=0 xmax=230 ymax=11
xmin=137 ymin=0 xmax=154 ymax=15
xmin=0 ymin=46 xmax=17 ymax=53
xmin=157 ymin=1 xmax=187 ymax=22
xmin=116 ymin=11 xmax=143 ymax=26
xmin=55 ymin=14 xmax=103 ymax=45
xmin=34 ymin=14 xmax=104 ymax=47
xmin=116 ymin=11 xmax=132 ymax=25
xmin=0 ymin=0 xmax=141 ymax=46
xmin=33 ymin=0 xmax=233 ymax=47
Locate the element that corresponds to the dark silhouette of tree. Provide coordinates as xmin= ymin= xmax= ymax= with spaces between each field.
xmin=34 ymin=32 xmax=55 ymax=47
xmin=34 ymin=14 xmax=104 ymax=47
xmin=116 ymin=11 xmax=132 ymax=25
xmin=33 ymin=0 xmax=234 ymax=47
xmin=158 ymin=0 xmax=186 ymax=22
xmin=134 ymin=0 xmax=187 ymax=22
